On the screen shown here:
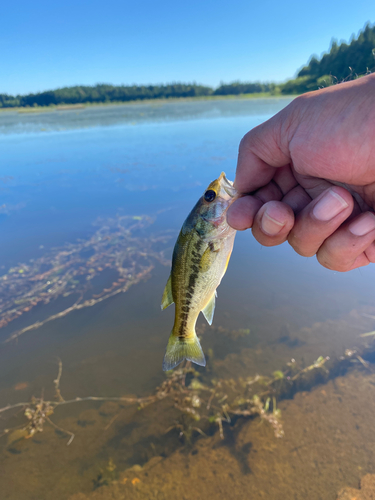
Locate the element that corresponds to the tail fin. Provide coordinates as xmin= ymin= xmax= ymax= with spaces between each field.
xmin=162 ymin=334 xmax=206 ymax=371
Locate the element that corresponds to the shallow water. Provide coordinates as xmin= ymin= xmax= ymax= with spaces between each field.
xmin=0 ymin=98 xmax=375 ymax=499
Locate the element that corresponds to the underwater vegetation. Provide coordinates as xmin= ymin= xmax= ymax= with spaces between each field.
xmin=2 ymin=336 xmax=375 ymax=450
xmin=0 ymin=214 xmax=171 ymax=343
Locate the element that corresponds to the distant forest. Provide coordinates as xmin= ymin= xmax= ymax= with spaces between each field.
xmin=282 ymin=22 xmax=375 ymax=94
xmin=0 ymin=82 xmax=276 ymax=108
xmin=1 ymin=23 xmax=375 ymax=108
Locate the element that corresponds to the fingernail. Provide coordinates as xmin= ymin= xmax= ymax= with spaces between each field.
xmin=312 ymin=189 xmax=349 ymax=221
xmin=261 ymin=211 xmax=286 ymax=236
xmin=349 ymin=213 xmax=375 ymax=236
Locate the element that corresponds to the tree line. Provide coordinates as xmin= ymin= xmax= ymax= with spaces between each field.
xmin=282 ymin=22 xmax=375 ymax=94
xmin=1 ymin=23 xmax=374 ymax=108
xmin=0 ymin=82 xmax=277 ymax=108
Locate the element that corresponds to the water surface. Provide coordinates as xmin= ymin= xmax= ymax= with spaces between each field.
xmin=1 ymin=98 xmax=374 ymax=500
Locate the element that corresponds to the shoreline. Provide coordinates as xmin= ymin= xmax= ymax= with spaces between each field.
xmin=0 ymin=93 xmax=296 ymax=114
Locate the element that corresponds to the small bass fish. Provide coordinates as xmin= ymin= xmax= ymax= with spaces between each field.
xmin=161 ymin=172 xmax=238 ymax=371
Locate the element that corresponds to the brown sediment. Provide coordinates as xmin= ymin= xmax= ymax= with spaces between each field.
xmin=13 ymin=382 xmax=29 ymax=391
xmin=60 ymin=369 xmax=375 ymax=500
xmin=337 ymin=474 xmax=375 ymax=499
xmin=1 ymin=338 xmax=375 ymax=500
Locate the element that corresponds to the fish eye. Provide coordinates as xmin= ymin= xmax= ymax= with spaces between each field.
xmin=204 ymin=190 xmax=216 ymax=202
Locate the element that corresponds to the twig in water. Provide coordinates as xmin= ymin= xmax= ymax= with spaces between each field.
xmin=53 ymin=358 xmax=64 ymax=402
xmin=45 ymin=416 xmax=75 ymax=445
xmin=104 ymin=413 xmax=121 ymax=431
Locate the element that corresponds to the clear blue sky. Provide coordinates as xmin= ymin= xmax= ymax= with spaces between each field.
xmin=1 ymin=0 xmax=373 ymax=95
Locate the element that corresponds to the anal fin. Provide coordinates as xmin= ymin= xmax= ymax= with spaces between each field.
xmin=202 ymin=291 xmax=216 ymax=325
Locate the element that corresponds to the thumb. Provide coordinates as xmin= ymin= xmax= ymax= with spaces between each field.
xmin=235 ymin=104 xmax=295 ymax=193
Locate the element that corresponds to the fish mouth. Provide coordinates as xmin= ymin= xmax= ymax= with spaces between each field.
xmin=218 ymin=172 xmax=238 ymax=199
xmin=202 ymin=173 xmax=238 ymax=228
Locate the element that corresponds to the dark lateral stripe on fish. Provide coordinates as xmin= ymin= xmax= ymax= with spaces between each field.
xmin=178 ymin=272 xmax=198 ymax=336
xmin=177 ymin=238 xmax=204 ymax=337
xmin=178 ymin=325 xmax=187 ymax=336
xmin=178 ymin=307 xmax=189 ymax=335
xmin=188 ymin=273 xmax=198 ymax=289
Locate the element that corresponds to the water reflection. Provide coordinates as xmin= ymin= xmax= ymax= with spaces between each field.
xmin=0 ymin=97 xmax=293 ymax=135
xmin=1 ymin=98 xmax=375 ymax=499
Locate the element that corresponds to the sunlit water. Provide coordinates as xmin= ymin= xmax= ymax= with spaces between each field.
xmin=1 ymin=98 xmax=375 ymax=500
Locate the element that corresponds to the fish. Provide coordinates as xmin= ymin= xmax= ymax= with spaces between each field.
xmin=161 ymin=172 xmax=238 ymax=371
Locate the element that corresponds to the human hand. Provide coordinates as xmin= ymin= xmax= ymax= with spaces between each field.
xmin=227 ymin=73 xmax=375 ymax=271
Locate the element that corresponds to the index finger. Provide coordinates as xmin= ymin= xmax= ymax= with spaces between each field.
xmin=235 ymin=107 xmax=294 ymax=193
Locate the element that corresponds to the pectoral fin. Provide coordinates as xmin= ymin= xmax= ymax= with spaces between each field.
xmin=200 ymin=243 xmax=219 ymax=273
xmin=161 ymin=275 xmax=174 ymax=310
xmin=202 ymin=291 xmax=216 ymax=325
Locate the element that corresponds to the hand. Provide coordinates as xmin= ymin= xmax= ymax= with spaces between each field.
xmin=227 ymin=73 xmax=375 ymax=272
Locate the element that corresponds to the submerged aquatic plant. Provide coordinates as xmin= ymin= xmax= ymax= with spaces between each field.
xmin=158 ymin=363 xmax=285 ymax=441
xmin=0 ymin=215 xmax=171 ymax=343
xmin=0 ymin=359 xmax=160 ymax=445
xmin=1 ymin=338 xmax=375 ymax=448
xmin=93 ymin=458 xmax=117 ymax=489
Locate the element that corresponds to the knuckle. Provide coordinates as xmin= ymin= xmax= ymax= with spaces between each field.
xmin=239 ymin=132 xmax=253 ymax=153
xmin=252 ymin=225 xmax=286 ymax=247
xmin=316 ymin=252 xmax=351 ymax=272
xmin=366 ymin=254 xmax=375 ymax=264
xmin=364 ymin=243 xmax=375 ymax=263
xmin=287 ymin=233 xmax=316 ymax=257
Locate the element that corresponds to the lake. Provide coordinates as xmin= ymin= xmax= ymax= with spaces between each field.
xmin=1 ymin=98 xmax=375 ymax=500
